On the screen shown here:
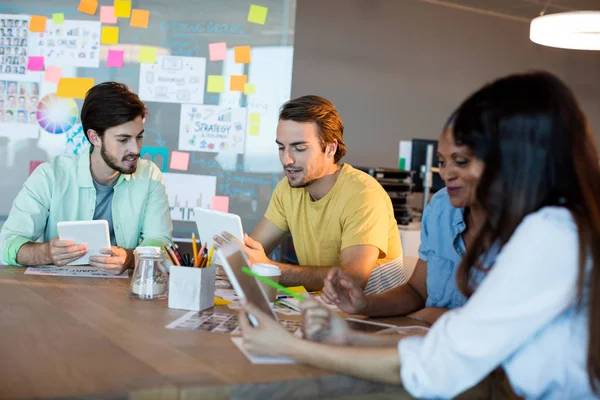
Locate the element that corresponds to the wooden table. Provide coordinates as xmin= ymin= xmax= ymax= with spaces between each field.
xmin=0 ymin=266 xmax=422 ymax=400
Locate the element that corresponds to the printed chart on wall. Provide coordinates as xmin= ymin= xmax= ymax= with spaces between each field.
xmin=0 ymin=0 xmax=297 ymax=238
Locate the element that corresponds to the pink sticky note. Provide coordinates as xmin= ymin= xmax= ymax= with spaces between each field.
xmin=44 ymin=66 xmax=62 ymax=83
xmin=29 ymin=160 xmax=44 ymax=175
xmin=106 ymin=50 xmax=124 ymax=68
xmin=211 ymin=196 xmax=230 ymax=213
xmin=169 ymin=151 xmax=190 ymax=171
xmin=100 ymin=6 xmax=118 ymax=24
xmin=209 ymin=42 xmax=227 ymax=61
xmin=27 ymin=56 xmax=44 ymax=71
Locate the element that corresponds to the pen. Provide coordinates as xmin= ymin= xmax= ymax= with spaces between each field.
xmin=241 ymin=267 xmax=305 ymax=301
xmin=173 ymin=243 xmax=185 ymax=264
xmin=195 ymin=241 xmax=207 ymax=268
xmin=191 ymin=233 xmax=199 ymax=267
xmin=163 ymin=246 xmax=174 ymax=264
xmin=166 ymin=245 xmax=181 ymax=266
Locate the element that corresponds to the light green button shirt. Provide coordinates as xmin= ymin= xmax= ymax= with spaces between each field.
xmin=0 ymin=150 xmax=173 ymax=266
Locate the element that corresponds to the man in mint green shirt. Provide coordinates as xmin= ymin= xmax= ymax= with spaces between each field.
xmin=0 ymin=82 xmax=172 ymax=274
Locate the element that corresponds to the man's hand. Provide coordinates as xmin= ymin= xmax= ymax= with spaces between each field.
xmin=46 ymin=238 xmax=88 ymax=266
xmin=321 ymin=268 xmax=369 ymax=315
xmin=214 ymin=232 xmax=270 ymax=265
xmin=89 ymin=246 xmax=130 ymax=275
xmin=301 ymin=298 xmax=352 ymax=345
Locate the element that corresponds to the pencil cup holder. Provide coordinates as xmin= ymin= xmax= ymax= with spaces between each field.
xmin=168 ymin=265 xmax=216 ymax=311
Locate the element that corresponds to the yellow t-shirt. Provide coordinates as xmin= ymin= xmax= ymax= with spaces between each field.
xmin=265 ymin=164 xmax=405 ymax=294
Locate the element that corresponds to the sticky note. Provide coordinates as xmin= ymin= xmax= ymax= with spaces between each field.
xmin=138 ymin=46 xmax=157 ymax=63
xmin=248 ymin=4 xmax=268 ymax=25
xmin=249 ymin=113 xmax=261 ymax=124
xmin=212 ymin=196 xmax=230 ymax=213
xmin=101 ymin=26 xmax=119 ymax=44
xmin=100 ymin=6 xmax=118 ymax=24
xmin=234 ymin=46 xmax=251 ymax=64
xmin=169 ymin=151 xmax=190 ymax=171
xmin=285 ymin=286 xmax=308 ymax=294
xmin=57 ymin=77 xmax=95 ymax=99
xmin=209 ymin=42 xmax=227 ymax=61
xmin=214 ymin=297 xmax=232 ymax=306
xmin=27 ymin=56 xmax=44 ymax=71
xmin=114 ymin=0 xmax=132 ymax=18
xmin=249 ymin=125 xmax=260 ymax=136
xmin=130 ymin=9 xmax=150 ymax=28
xmin=230 ymin=75 xmax=247 ymax=92
xmin=244 ymin=83 xmax=256 ymax=95
xmin=106 ymin=50 xmax=124 ymax=68
xmin=77 ymin=0 xmax=98 ymax=15
xmin=29 ymin=16 xmax=47 ymax=32
xmin=207 ymin=75 xmax=225 ymax=93
xmin=52 ymin=13 xmax=65 ymax=25
xmin=29 ymin=160 xmax=44 ymax=175
xmin=44 ymin=66 xmax=62 ymax=83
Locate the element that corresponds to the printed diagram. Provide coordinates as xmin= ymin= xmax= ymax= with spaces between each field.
xmin=179 ymin=104 xmax=246 ymax=154
xmin=31 ymin=20 xmax=100 ymax=68
xmin=162 ymin=172 xmax=216 ymax=221
xmin=139 ymin=56 xmax=206 ymax=104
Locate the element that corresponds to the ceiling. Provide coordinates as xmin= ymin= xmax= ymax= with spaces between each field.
xmin=426 ymin=0 xmax=600 ymax=21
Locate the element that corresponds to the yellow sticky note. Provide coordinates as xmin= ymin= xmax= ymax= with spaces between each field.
xmin=77 ymin=0 xmax=98 ymax=15
xmin=207 ymin=75 xmax=225 ymax=93
xmin=284 ymin=286 xmax=308 ymax=294
xmin=249 ymin=125 xmax=260 ymax=136
xmin=114 ymin=0 xmax=132 ymax=18
xmin=249 ymin=113 xmax=261 ymax=124
xmin=244 ymin=83 xmax=256 ymax=95
xmin=130 ymin=9 xmax=150 ymax=28
xmin=230 ymin=75 xmax=247 ymax=92
xmin=57 ymin=78 xmax=95 ymax=99
xmin=248 ymin=4 xmax=268 ymax=25
xmin=234 ymin=46 xmax=251 ymax=64
xmin=29 ymin=16 xmax=47 ymax=33
xmin=138 ymin=46 xmax=157 ymax=63
xmin=101 ymin=26 xmax=119 ymax=44
xmin=52 ymin=13 xmax=65 ymax=25
xmin=214 ymin=297 xmax=232 ymax=306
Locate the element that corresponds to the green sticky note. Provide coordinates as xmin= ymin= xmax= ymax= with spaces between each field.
xmin=207 ymin=75 xmax=225 ymax=93
xmin=249 ymin=125 xmax=260 ymax=136
xmin=248 ymin=4 xmax=268 ymax=25
xmin=249 ymin=113 xmax=260 ymax=124
xmin=138 ymin=46 xmax=157 ymax=63
xmin=52 ymin=13 xmax=65 ymax=25
xmin=244 ymin=83 xmax=256 ymax=95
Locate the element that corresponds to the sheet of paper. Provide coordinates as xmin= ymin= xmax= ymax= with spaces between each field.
xmin=130 ymin=9 xmax=149 ymax=28
xmin=234 ymin=46 xmax=251 ymax=64
xmin=208 ymin=42 xmax=227 ymax=61
xmin=138 ymin=46 xmax=157 ymax=63
xmin=29 ymin=20 xmax=101 ymax=68
xmin=139 ymin=56 xmax=206 ymax=104
xmin=114 ymin=0 xmax=132 ymax=18
xmin=243 ymin=83 xmax=256 ymax=95
xmin=247 ymin=4 xmax=269 ymax=25
xmin=52 ymin=13 xmax=65 ymax=25
xmin=178 ymin=105 xmax=247 ymax=154
xmin=231 ymin=337 xmax=295 ymax=364
xmin=77 ymin=0 xmax=98 ymax=15
xmin=169 ymin=151 xmax=190 ymax=171
xmin=0 ymin=15 xmax=30 ymax=76
xmin=25 ymin=266 xmax=129 ymax=278
xmin=163 ymin=172 xmax=216 ymax=221
xmin=29 ymin=15 xmax=47 ymax=32
xmin=101 ymin=26 xmax=119 ymax=44
xmin=211 ymin=196 xmax=229 ymax=213
xmin=0 ymin=80 xmax=42 ymax=139
xmin=106 ymin=50 xmax=124 ymax=68
xmin=230 ymin=75 xmax=247 ymax=92
xmin=100 ymin=6 xmax=117 ymax=24
xmin=27 ymin=56 xmax=44 ymax=71
xmin=57 ymin=77 xmax=95 ymax=99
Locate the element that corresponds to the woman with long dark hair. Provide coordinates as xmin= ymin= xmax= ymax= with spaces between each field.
xmin=238 ymin=71 xmax=600 ymax=399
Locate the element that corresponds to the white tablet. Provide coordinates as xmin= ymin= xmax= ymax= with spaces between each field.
xmin=193 ymin=208 xmax=244 ymax=246
xmin=217 ymin=241 xmax=278 ymax=326
xmin=56 ymin=220 xmax=111 ymax=266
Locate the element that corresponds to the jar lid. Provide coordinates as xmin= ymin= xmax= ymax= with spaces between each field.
xmin=134 ymin=246 xmax=163 ymax=257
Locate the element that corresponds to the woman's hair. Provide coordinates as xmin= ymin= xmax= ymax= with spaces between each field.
xmin=452 ymin=71 xmax=600 ymax=392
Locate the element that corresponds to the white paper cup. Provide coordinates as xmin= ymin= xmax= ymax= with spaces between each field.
xmin=251 ymin=263 xmax=281 ymax=302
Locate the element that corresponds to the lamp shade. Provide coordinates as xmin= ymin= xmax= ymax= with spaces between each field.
xmin=530 ymin=11 xmax=600 ymax=50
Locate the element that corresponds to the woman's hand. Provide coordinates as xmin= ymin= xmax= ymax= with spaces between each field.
xmin=239 ymin=301 xmax=298 ymax=357
xmin=301 ymin=298 xmax=352 ymax=346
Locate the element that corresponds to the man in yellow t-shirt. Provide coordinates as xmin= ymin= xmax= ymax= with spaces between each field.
xmin=219 ymin=95 xmax=406 ymax=294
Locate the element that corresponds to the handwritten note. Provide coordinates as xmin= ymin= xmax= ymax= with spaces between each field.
xmin=244 ymin=83 xmax=256 ymax=95
xmin=52 ymin=13 xmax=65 ymax=25
xmin=209 ymin=42 xmax=227 ymax=61
xmin=29 ymin=15 xmax=47 ymax=32
xmin=57 ymin=77 xmax=95 ymax=99
xmin=114 ymin=0 xmax=132 ymax=18
xmin=77 ymin=0 xmax=98 ymax=15
xmin=130 ymin=9 xmax=150 ymax=28
xmin=230 ymin=75 xmax=247 ymax=92
xmin=207 ymin=75 xmax=225 ymax=93
xmin=44 ymin=66 xmax=62 ymax=83
xmin=169 ymin=151 xmax=190 ymax=171
xmin=211 ymin=196 xmax=230 ymax=213
xmin=27 ymin=56 xmax=44 ymax=71
xmin=248 ymin=4 xmax=269 ymax=25
xmin=138 ymin=46 xmax=157 ymax=63
xmin=234 ymin=46 xmax=251 ymax=64
xmin=101 ymin=26 xmax=119 ymax=44
xmin=25 ymin=266 xmax=129 ymax=279
xmin=107 ymin=50 xmax=124 ymax=67
xmin=100 ymin=6 xmax=118 ymax=24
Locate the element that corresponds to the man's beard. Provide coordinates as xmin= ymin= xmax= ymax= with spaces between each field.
xmin=101 ymin=142 xmax=138 ymax=174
